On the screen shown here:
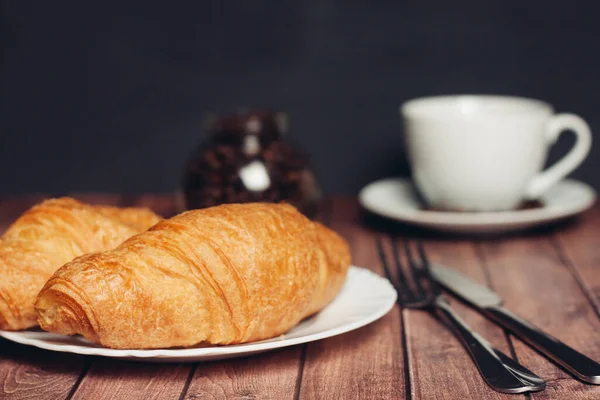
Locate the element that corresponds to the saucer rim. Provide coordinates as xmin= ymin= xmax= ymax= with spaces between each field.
xmin=358 ymin=177 xmax=596 ymax=227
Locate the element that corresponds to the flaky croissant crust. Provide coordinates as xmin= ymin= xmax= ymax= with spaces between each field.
xmin=36 ymin=203 xmax=350 ymax=349
xmin=0 ymin=197 xmax=161 ymax=330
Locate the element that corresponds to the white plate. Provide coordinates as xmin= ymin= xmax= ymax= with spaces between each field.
xmin=359 ymin=178 xmax=596 ymax=234
xmin=0 ymin=266 xmax=396 ymax=363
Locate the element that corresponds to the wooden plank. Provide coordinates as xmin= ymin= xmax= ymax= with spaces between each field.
xmin=299 ymin=197 xmax=404 ymax=399
xmin=478 ymin=235 xmax=600 ymax=399
xmin=552 ymin=207 xmax=600 ymax=315
xmin=318 ymin=199 xmax=520 ymax=398
xmin=185 ymin=347 xmax=303 ymax=399
xmin=405 ymin=239 xmax=519 ymax=400
xmin=67 ymin=192 xmax=175 ymax=217
xmin=67 ymin=193 xmax=123 ymax=206
xmin=0 ymin=341 xmax=84 ymax=400
xmin=70 ymin=360 xmax=190 ymax=400
xmin=126 ymin=193 xmax=177 ymax=218
xmin=67 ymin=192 xmax=176 ymax=218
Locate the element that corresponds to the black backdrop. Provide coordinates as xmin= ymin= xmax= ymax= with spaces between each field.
xmin=1 ymin=1 xmax=599 ymax=195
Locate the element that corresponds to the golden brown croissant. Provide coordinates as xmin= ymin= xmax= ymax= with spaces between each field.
xmin=36 ymin=203 xmax=351 ymax=349
xmin=0 ymin=197 xmax=161 ymax=331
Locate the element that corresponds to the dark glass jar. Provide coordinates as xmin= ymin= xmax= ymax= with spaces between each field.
xmin=182 ymin=110 xmax=321 ymax=217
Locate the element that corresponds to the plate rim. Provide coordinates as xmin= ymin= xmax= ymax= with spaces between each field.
xmin=359 ymin=177 xmax=596 ymax=228
xmin=0 ymin=266 xmax=397 ymax=360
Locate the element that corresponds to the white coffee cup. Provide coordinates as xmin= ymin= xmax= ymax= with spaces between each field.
xmin=400 ymin=95 xmax=592 ymax=211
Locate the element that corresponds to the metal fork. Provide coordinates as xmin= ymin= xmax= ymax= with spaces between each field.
xmin=377 ymin=237 xmax=546 ymax=394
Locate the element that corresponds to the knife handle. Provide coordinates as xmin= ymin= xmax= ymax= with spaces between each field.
xmin=486 ymin=306 xmax=600 ymax=384
xmin=433 ymin=297 xmax=544 ymax=393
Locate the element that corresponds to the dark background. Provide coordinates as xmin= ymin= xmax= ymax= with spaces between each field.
xmin=1 ymin=1 xmax=599 ymax=195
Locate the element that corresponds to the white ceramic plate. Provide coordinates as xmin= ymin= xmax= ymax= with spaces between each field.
xmin=0 ymin=266 xmax=396 ymax=363
xmin=359 ymin=178 xmax=596 ymax=234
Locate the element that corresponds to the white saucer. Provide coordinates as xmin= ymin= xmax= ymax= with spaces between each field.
xmin=0 ymin=266 xmax=396 ymax=363
xmin=359 ymin=178 xmax=596 ymax=234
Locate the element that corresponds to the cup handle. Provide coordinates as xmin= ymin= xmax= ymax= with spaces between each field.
xmin=525 ymin=113 xmax=592 ymax=199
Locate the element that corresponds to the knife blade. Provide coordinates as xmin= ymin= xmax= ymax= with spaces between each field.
xmin=431 ymin=263 xmax=600 ymax=384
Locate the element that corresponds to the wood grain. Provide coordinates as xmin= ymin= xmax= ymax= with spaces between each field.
xmin=184 ymin=347 xmax=302 ymax=400
xmin=0 ymin=341 xmax=84 ymax=400
xmin=70 ymin=360 xmax=191 ymax=400
xmin=405 ymin=239 xmax=519 ymax=399
xmin=553 ymin=208 xmax=600 ymax=315
xmin=299 ymin=197 xmax=404 ymax=400
xmin=478 ymin=234 xmax=600 ymax=400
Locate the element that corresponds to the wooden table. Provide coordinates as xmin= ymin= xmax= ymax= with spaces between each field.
xmin=1 ymin=194 xmax=600 ymax=400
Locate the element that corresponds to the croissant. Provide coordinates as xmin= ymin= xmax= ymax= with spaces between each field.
xmin=36 ymin=203 xmax=351 ymax=349
xmin=0 ymin=197 xmax=161 ymax=330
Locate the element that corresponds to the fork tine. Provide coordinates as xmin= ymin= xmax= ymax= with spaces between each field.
xmin=391 ymin=237 xmax=416 ymax=303
xmin=376 ymin=236 xmax=393 ymax=282
xmin=376 ymin=235 xmax=413 ymax=304
xmin=416 ymin=240 xmax=441 ymax=296
xmin=403 ymin=239 xmax=426 ymax=298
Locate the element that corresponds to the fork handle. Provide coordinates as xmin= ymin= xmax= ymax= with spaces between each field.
xmin=433 ymin=297 xmax=543 ymax=393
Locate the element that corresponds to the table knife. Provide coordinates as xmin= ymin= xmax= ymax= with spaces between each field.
xmin=430 ymin=263 xmax=600 ymax=384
